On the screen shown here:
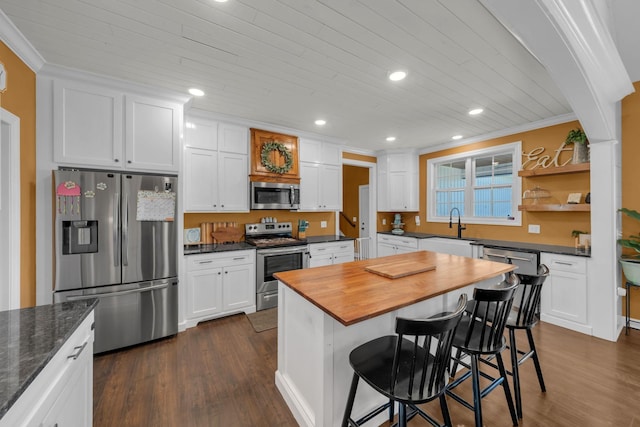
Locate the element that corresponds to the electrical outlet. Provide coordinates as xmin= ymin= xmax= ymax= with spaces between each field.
xmin=382 ymin=219 xmax=387 ymax=225
xmin=528 ymin=224 xmax=541 ymax=234
xmin=415 ymin=215 xmax=421 ymax=226
xmin=320 ymin=221 xmax=327 ymax=228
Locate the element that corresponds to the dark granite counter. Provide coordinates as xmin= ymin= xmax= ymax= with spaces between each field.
xmin=0 ymin=299 xmax=98 ymax=419
xmin=471 ymin=238 xmax=591 ymax=258
xmin=184 ymin=236 xmax=354 ymax=255
xmin=377 ymin=231 xmax=590 ymax=257
xmin=304 ymin=235 xmax=355 ymax=244
xmin=184 ymin=242 xmax=255 ymax=255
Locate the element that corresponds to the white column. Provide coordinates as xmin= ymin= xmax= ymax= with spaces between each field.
xmin=589 ymin=139 xmax=622 ymax=340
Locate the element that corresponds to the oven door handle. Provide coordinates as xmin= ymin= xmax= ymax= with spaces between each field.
xmin=258 ymin=246 xmax=308 ymax=255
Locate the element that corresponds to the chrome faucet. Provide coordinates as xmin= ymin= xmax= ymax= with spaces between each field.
xmin=449 ymin=207 xmax=466 ymax=239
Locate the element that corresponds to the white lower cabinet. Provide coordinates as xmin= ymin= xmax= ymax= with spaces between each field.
xmin=540 ymin=252 xmax=591 ymax=334
xmin=309 ymin=241 xmax=354 ymax=268
xmin=1 ymin=312 xmax=94 ymax=427
xmin=185 ymin=250 xmax=256 ymax=328
xmin=377 ymin=234 xmax=418 ymax=257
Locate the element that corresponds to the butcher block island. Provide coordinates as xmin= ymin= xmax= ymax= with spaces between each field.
xmin=274 ymin=250 xmax=515 ymax=427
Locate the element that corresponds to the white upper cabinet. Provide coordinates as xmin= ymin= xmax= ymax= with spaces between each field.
xmin=299 ymin=138 xmax=343 ymax=211
xmin=125 ymin=95 xmax=181 ymax=172
xmin=53 ymin=80 xmax=124 ymax=168
xmin=218 ymin=122 xmax=249 ymax=154
xmin=52 ymin=79 xmax=182 ymax=172
xmin=184 ymin=116 xmax=249 ymax=212
xmin=377 ymin=151 xmax=418 ymax=211
xmin=185 ymin=117 xmax=218 ymax=150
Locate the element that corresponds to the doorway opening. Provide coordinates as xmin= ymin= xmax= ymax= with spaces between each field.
xmin=0 ymin=108 xmax=21 ymax=310
xmin=342 ymin=158 xmax=377 ymax=259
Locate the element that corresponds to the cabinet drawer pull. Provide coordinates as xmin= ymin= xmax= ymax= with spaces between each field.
xmin=198 ymin=260 xmax=214 ymax=264
xmin=68 ymin=342 xmax=88 ymax=360
xmin=232 ymin=257 xmax=246 ymax=261
xmin=554 ymin=261 xmax=574 ymax=266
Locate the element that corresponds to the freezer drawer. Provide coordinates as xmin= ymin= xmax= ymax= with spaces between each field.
xmin=55 ymin=279 xmax=178 ymax=353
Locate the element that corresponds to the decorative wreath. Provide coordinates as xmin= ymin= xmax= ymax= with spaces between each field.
xmin=261 ymin=141 xmax=293 ymax=174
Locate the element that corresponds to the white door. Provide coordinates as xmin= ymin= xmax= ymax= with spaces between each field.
xmin=359 ymin=185 xmax=370 ymax=239
xmin=0 ymin=108 xmax=20 ymax=310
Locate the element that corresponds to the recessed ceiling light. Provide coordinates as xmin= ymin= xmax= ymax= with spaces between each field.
xmin=468 ymin=108 xmax=484 ymax=115
xmin=388 ymin=71 xmax=407 ymax=81
xmin=213 ymin=0 xmax=228 ymax=2
xmin=386 ymin=136 xmax=396 ymax=142
xmin=315 ymin=119 xmax=326 ymax=126
xmin=451 ymin=135 xmax=463 ymax=140
xmin=189 ymin=88 xmax=205 ymax=97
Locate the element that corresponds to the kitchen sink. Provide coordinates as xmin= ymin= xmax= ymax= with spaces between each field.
xmin=419 ymin=237 xmax=474 ymax=257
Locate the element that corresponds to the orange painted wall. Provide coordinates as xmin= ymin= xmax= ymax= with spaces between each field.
xmin=0 ymin=42 xmax=37 ymax=307
xmin=341 ymin=165 xmax=369 ymax=238
xmin=342 ymin=152 xmax=377 ymax=163
xmin=621 ymin=81 xmax=640 ymax=317
xmin=398 ymin=121 xmax=591 ymax=246
xmin=184 ymin=211 xmax=335 ymax=239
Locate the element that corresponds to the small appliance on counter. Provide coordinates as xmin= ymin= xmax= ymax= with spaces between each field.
xmin=297 ymin=219 xmax=309 ymax=239
xmin=391 ymin=213 xmax=405 ymax=235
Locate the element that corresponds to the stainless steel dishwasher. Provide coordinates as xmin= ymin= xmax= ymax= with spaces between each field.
xmin=482 ymin=247 xmax=540 ymax=276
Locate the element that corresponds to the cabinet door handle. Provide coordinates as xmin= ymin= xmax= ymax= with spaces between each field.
xmin=68 ymin=342 xmax=88 ymax=360
xmin=127 ymin=160 xmax=132 ymax=164
xmin=114 ymin=158 xmax=119 ymax=163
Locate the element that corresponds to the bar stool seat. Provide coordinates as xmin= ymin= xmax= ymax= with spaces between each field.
xmin=446 ymin=277 xmax=519 ymax=427
xmin=342 ymin=295 xmax=467 ymax=427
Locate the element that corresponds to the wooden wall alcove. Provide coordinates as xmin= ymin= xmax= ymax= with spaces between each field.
xmin=250 ymin=128 xmax=300 ymax=183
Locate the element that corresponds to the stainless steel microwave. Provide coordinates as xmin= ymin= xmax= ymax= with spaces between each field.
xmin=250 ymin=181 xmax=300 ymax=210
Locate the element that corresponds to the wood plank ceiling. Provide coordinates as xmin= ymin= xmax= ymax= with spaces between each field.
xmin=0 ymin=0 xmax=571 ymax=151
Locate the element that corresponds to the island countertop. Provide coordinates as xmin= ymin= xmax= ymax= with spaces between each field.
xmin=274 ymin=250 xmax=515 ymax=326
xmin=0 ymin=299 xmax=98 ymax=419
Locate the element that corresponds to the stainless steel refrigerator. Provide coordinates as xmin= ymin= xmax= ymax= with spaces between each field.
xmin=53 ymin=169 xmax=178 ymax=353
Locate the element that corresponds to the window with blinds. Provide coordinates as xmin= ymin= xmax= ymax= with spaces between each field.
xmin=427 ymin=142 xmax=522 ymax=226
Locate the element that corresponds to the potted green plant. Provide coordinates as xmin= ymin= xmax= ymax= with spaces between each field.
xmin=564 ymin=128 xmax=589 ymax=164
xmin=618 ymin=208 xmax=640 ymax=284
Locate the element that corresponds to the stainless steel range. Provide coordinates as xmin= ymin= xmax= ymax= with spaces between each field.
xmin=245 ymin=222 xmax=309 ymax=311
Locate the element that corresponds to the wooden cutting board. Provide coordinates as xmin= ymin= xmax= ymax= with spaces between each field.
xmin=365 ymin=260 xmax=436 ymax=279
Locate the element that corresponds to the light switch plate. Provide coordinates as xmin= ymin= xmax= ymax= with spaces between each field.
xmin=528 ymin=224 xmax=541 ymax=234
xmin=382 ymin=219 xmax=387 ymax=225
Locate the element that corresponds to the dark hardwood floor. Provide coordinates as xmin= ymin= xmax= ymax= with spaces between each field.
xmin=94 ymin=314 xmax=640 ymax=427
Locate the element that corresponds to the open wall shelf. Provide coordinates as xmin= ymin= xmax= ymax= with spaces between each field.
xmin=518 ymin=204 xmax=591 ymax=212
xmin=518 ymin=163 xmax=590 ymax=177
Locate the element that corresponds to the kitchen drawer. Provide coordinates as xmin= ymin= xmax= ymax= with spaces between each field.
xmin=377 ymin=234 xmax=418 ymax=249
xmin=309 ymin=241 xmax=353 ymax=256
xmin=541 ymin=253 xmax=587 ymax=274
xmin=187 ymin=250 xmax=254 ymax=271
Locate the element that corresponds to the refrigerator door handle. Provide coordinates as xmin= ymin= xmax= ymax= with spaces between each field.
xmin=123 ymin=196 xmax=129 ymax=266
xmin=65 ymin=282 xmax=170 ymax=300
xmin=114 ymin=192 xmax=121 ymax=267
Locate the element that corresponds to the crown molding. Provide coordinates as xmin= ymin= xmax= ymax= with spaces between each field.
xmin=0 ymin=9 xmax=45 ymax=72
xmin=419 ymin=112 xmax=577 ymax=155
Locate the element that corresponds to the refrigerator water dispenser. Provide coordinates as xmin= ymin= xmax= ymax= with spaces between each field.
xmin=62 ymin=220 xmax=98 ymax=254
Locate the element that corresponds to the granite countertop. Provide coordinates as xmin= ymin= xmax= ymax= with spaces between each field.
xmin=184 ymin=235 xmax=354 ymax=255
xmin=0 ymin=299 xmax=98 ymax=419
xmin=183 ymin=242 xmax=255 ymax=255
xmin=377 ymin=231 xmax=590 ymax=257
xmin=304 ymin=235 xmax=355 ymax=244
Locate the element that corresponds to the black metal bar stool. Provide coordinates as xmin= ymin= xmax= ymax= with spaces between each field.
xmin=446 ymin=277 xmax=519 ymax=427
xmin=507 ymin=265 xmax=550 ymax=419
xmin=341 ymin=295 xmax=467 ymax=427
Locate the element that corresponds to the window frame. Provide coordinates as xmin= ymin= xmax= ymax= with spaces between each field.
xmin=426 ymin=141 xmax=522 ymax=226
